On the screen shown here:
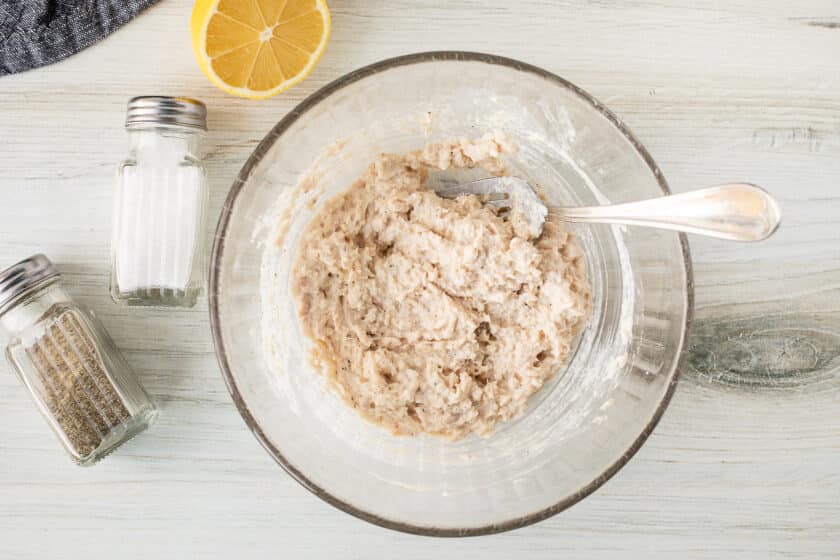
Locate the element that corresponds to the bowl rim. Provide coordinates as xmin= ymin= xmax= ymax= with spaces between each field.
xmin=208 ymin=50 xmax=694 ymax=537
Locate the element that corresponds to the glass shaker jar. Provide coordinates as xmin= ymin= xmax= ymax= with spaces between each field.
xmin=0 ymin=255 xmax=157 ymax=466
xmin=110 ymin=96 xmax=209 ymax=308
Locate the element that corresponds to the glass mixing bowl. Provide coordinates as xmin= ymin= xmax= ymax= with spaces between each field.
xmin=209 ymin=52 xmax=692 ymax=536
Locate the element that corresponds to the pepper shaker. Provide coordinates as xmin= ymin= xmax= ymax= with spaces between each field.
xmin=0 ymin=255 xmax=157 ymax=465
xmin=110 ymin=96 xmax=209 ymax=307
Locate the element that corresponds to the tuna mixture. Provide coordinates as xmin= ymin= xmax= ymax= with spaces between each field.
xmin=291 ymin=134 xmax=591 ymax=439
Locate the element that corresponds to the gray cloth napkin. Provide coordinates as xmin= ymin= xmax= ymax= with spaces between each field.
xmin=0 ymin=0 xmax=158 ymax=76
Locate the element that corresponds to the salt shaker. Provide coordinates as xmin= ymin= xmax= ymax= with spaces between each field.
xmin=0 ymin=255 xmax=157 ymax=466
xmin=110 ymin=96 xmax=209 ymax=307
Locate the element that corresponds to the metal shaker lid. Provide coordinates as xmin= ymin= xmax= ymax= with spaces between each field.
xmin=0 ymin=254 xmax=60 ymax=317
xmin=125 ymin=96 xmax=207 ymax=131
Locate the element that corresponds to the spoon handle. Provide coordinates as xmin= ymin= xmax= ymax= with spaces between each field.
xmin=550 ymin=183 xmax=781 ymax=241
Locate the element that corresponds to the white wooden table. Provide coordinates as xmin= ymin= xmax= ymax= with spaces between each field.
xmin=1 ymin=1 xmax=838 ymax=557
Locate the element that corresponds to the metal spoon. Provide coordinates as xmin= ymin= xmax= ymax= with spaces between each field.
xmin=435 ymin=177 xmax=781 ymax=241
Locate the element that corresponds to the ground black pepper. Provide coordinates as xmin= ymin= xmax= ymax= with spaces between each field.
xmin=25 ymin=312 xmax=130 ymax=458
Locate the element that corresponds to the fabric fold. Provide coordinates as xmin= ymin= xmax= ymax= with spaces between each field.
xmin=0 ymin=0 xmax=159 ymax=76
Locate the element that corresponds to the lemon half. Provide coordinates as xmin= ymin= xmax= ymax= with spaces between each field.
xmin=190 ymin=0 xmax=331 ymax=100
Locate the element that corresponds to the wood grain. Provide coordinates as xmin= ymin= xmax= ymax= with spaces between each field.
xmin=0 ymin=0 xmax=838 ymax=557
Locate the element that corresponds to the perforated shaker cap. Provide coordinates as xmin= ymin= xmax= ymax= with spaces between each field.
xmin=125 ymin=96 xmax=207 ymax=131
xmin=0 ymin=254 xmax=60 ymax=317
